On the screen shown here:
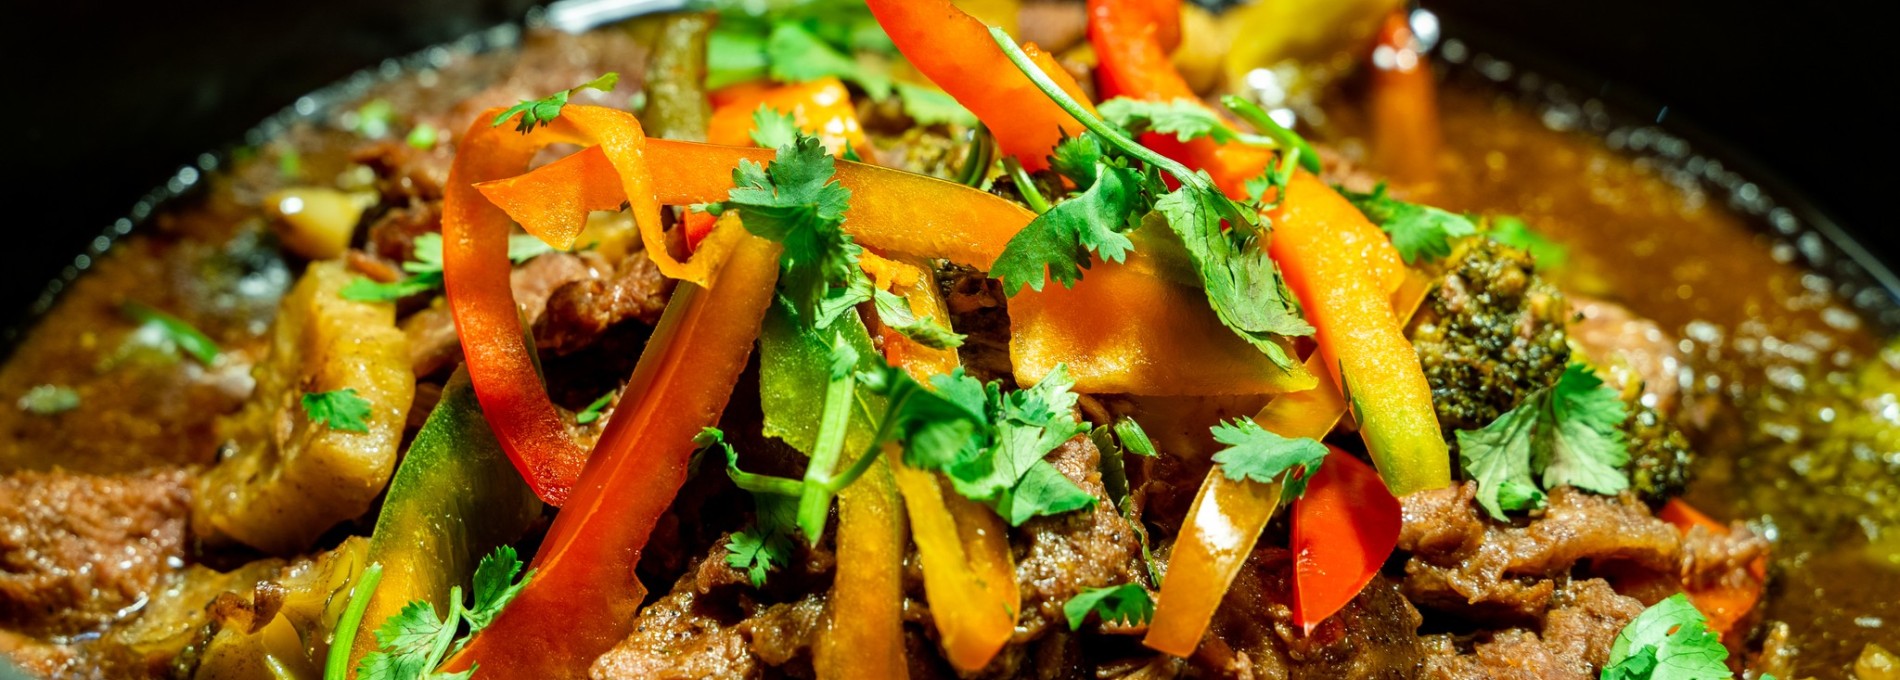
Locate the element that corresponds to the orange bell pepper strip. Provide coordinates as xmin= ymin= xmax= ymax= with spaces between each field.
xmin=877 ymin=272 xmax=1021 ymax=671
xmin=867 ymin=0 xmax=1094 ymax=170
xmin=442 ymin=105 xmax=674 ymax=506
xmin=443 ymin=233 xmax=782 ymax=679
xmin=1367 ymin=11 xmax=1441 ymax=183
xmin=1658 ymin=499 xmax=1768 ymax=640
xmin=1145 ymin=269 xmax=1428 ymax=655
xmin=708 ymin=77 xmax=871 ymax=158
xmin=1009 ymin=250 xmax=1317 ymax=395
xmin=1289 ymin=447 xmax=1402 ymax=633
xmin=1087 ymin=0 xmax=1273 ymax=198
xmin=1267 ymin=171 xmax=1450 ymax=496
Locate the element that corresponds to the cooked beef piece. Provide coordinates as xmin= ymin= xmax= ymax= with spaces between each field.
xmin=403 ymin=251 xmax=608 ymax=377
xmin=0 ymin=469 xmax=190 ymax=637
xmin=936 ymin=263 xmax=1015 ymax=385
xmin=1419 ymin=579 xmax=1643 ymax=680
xmin=535 ymin=250 xmax=676 ymax=356
xmin=1397 ymin=484 xmax=1767 ymax=623
xmin=1013 ymin=435 xmax=1149 ymax=637
xmin=1195 ymin=550 xmax=1424 ymax=679
xmin=362 ymin=198 xmax=442 ymax=268
xmin=1408 ymin=240 xmax=1571 ymax=437
xmin=1566 ymin=296 xmax=1683 ymax=415
xmin=352 ymin=139 xmax=453 ymax=204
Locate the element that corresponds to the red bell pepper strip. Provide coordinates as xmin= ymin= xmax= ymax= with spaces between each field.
xmin=1289 ymin=447 xmax=1402 ymax=634
xmin=708 ymin=77 xmax=872 ymax=158
xmin=866 ymin=0 xmax=1095 ymax=170
xmin=1367 ymin=11 xmax=1441 ymax=183
xmin=443 ymin=233 xmax=782 ymax=679
xmin=1268 ymin=171 xmax=1450 ymax=497
xmin=1145 ymin=269 xmax=1428 ymax=656
xmin=1087 ymin=0 xmax=1273 ymax=198
xmin=1658 ymin=499 xmax=1768 ymax=640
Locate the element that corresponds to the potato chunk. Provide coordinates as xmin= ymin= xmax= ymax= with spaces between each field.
xmin=192 ymin=261 xmax=412 ymax=554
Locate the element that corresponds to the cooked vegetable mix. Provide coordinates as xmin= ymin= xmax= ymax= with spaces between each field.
xmin=1 ymin=2 xmax=1893 ymax=679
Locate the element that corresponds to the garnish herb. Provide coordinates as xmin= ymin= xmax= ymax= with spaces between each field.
xmin=749 ymin=105 xmax=802 ymax=150
xmin=1113 ymin=417 xmax=1159 ymax=458
xmin=353 ymin=546 xmax=535 ymax=680
xmin=491 ymin=73 xmax=620 ymax=135
xmin=708 ymin=430 xmax=797 ymax=587
xmin=871 ymin=288 xmax=964 ymax=350
xmin=574 ymin=391 xmax=615 ymax=425
xmin=1208 ymin=418 xmax=1328 ymax=499
xmin=1338 ymin=183 xmax=1477 ymax=265
xmin=988 ymin=29 xmax=1313 ymax=370
xmin=1486 ymin=215 xmax=1569 ymax=271
xmin=354 ymin=99 xmax=397 ymax=139
xmin=1062 ymin=583 xmax=1155 ymax=630
xmin=122 ymin=302 xmax=221 ymax=366
xmin=1599 ymin=594 xmax=1736 ymax=680
xmin=406 ymin=123 xmax=439 ymax=150
xmin=342 ymin=233 xmax=557 ymax=303
xmin=990 ymin=134 xmax=1153 ymax=295
xmin=1091 ymin=419 xmax=1165 ymax=586
xmin=18 ymin=385 xmax=79 ymax=416
xmin=1458 ymin=362 xmax=1630 ymax=520
xmin=302 ymin=389 xmax=374 ymax=433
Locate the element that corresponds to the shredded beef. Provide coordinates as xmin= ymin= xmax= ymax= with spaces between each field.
xmin=1014 ymin=435 xmax=1148 ymax=637
xmin=535 ymin=251 xmax=676 ymax=356
xmin=403 ymin=251 xmax=608 ymax=377
xmin=1419 ymin=579 xmax=1643 ymax=680
xmin=1397 ymin=484 xmax=1767 ymax=622
xmin=1194 ymin=549 xmax=1423 ymax=679
xmin=0 ymin=469 xmax=190 ymax=637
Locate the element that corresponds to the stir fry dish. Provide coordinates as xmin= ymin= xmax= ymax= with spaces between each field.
xmin=3 ymin=1 xmax=1896 ymax=678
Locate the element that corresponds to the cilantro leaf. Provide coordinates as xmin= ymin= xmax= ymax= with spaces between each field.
xmin=341 ymin=271 xmax=444 ymax=303
xmin=18 ymin=385 xmax=79 ymax=416
xmin=946 ymin=366 xmax=1095 ymax=525
xmin=122 ymin=302 xmax=221 ymax=366
xmin=893 ymin=82 xmax=977 ymax=127
xmin=992 ymin=153 xmax=1149 ymax=295
xmin=858 ymin=364 xmax=990 ymax=472
xmin=1113 ymin=418 xmax=1158 ymax=458
xmin=750 ymin=105 xmax=802 ymax=150
xmin=1098 ymin=97 xmax=1238 ymax=144
xmin=1601 ymin=594 xmax=1732 ymax=680
xmin=1339 ymin=184 xmax=1477 ymax=264
xmin=491 ymin=73 xmax=619 ymax=134
xmin=464 ymin=546 xmax=532 ymax=631
xmin=766 ymin=22 xmax=892 ymax=99
xmin=342 ymin=233 xmax=552 ymax=303
xmin=302 ymin=389 xmax=373 ymax=434
xmin=1049 ymin=134 xmax=1105 ymax=188
xmin=1062 ymin=583 xmax=1155 ymax=630
xmin=574 ymin=390 xmax=615 ymax=425
xmin=1486 ymin=215 xmax=1569 ymax=271
xmin=1456 ymin=362 xmax=1630 ymax=520
xmin=711 ymin=133 xmax=871 ymax=330
xmin=725 ymin=494 xmax=798 ymax=587
xmin=872 ymin=288 xmax=965 ymax=350
xmin=1152 ymin=185 xmax=1313 ymax=368
xmin=1209 ymin=418 xmax=1329 ymax=498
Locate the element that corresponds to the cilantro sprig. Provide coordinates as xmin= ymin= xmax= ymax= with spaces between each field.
xmin=1338 ymin=184 xmax=1477 ymax=265
xmin=303 ymin=389 xmax=374 ymax=433
xmin=1458 ymin=362 xmax=1631 ymax=520
xmin=121 ymin=302 xmax=221 ymax=366
xmin=1600 ymin=594 xmax=1737 ymax=680
xmin=491 ymin=73 xmax=619 ymax=134
xmin=1062 ymin=583 xmax=1155 ymax=630
xmin=988 ymin=28 xmax=1312 ymax=370
xmin=340 ymin=546 xmax=535 ymax=680
xmin=1209 ymin=418 xmax=1328 ymax=499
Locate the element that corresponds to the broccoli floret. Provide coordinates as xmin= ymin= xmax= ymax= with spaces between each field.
xmin=1408 ymin=239 xmax=1572 ymax=437
xmin=1624 ymin=399 xmax=1694 ymax=505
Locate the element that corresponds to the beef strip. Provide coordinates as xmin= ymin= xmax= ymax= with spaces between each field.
xmin=0 ymin=469 xmax=190 ymax=637
xmin=535 ymin=250 xmax=676 ymax=356
xmin=1013 ymin=435 xmax=1148 ymax=637
xmin=1419 ymin=578 xmax=1644 ymax=680
xmin=403 ymin=251 xmax=609 ymax=377
xmin=1194 ymin=549 xmax=1424 ymax=679
xmin=1397 ymin=483 xmax=1767 ymax=622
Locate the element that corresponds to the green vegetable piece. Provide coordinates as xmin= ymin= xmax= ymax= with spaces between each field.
xmin=766 ymin=22 xmax=893 ymax=99
xmin=710 ymin=133 xmax=870 ymax=330
xmin=871 ymin=287 xmax=965 ymax=350
xmin=491 ymin=73 xmax=620 ymax=134
xmin=1338 ymin=183 xmax=1478 ymax=265
xmin=724 ymin=494 xmax=798 ymax=588
xmin=1457 ymin=362 xmax=1630 ymax=520
xmin=575 ymin=390 xmax=615 ymax=425
xmin=893 ymin=82 xmax=977 ymax=127
xmin=303 ymin=389 xmax=374 ymax=433
xmin=355 ymin=99 xmax=397 ymax=139
xmin=749 ymin=104 xmax=802 ymax=150
xmin=1062 ymin=583 xmax=1155 ymax=630
xmin=1209 ymin=418 xmax=1328 ymax=498
xmin=1113 ymin=417 xmax=1159 ymax=458
xmin=121 ymin=302 xmax=221 ymax=366
xmin=991 ymin=155 xmax=1149 ymax=295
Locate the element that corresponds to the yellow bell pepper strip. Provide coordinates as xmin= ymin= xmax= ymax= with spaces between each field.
xmin=1145 ymin=268 xmax=1428 ymax=656
xmin=878 ymin=274 xmax=1021 ymax=672
xmin=708 ymin=78 xmax=871 ymax=157
xmin=867 ymin=0 xmax=1095 ymax=170
xmin=1289 ymin=446 xmax=1402 ymax=634
xmin=1009 ymin=249 xmax=1317 ymax=395
xmin=443 ymin=234 xmax=782 ymax=679
xmin=1367 ymin=11 xmax=1441 ymax=184
xmin=346 ymin=368 xmax=543 ymax=670
xmin=1267 ymin=171 xmax=1450 ymax=496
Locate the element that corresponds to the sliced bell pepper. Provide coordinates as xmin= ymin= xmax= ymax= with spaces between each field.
xmin=879 ymin=272 xmax=1021 ymax=671
xmin=1268 ymin=171 xmax=1450 ymax=496
xmin=346 ymin=369 xmax=544 ymax=669
xmin=867 ymin=0 xmax=1095 ymax=170
xmin=1087 ymin=0 xmax=1273 ymax=198
xmin=1658 ymin=499 xmax=1768 ymax=640
xmin=1009 ymin=249 xmax=1317 ymax=395
xmin=1144 ymin=269 xmax=1428 ymax=656
xmin=709 ymin=77 xmax=871 ymax=157
xmin=1289 ymin=447 xmax=1402 ymax=633
xmin=443 ymin=234 xmax=782 ymax=679
xmin=1367 ymin=11 xmax=1441 ymax=184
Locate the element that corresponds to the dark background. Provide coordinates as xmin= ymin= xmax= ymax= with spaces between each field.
xmin=3 ymin=0 xmax=1891 ymax=331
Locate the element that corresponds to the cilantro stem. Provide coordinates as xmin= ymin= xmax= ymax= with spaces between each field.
xmin=323 ymin=562 xmax=384 ymax=680
xmin=728 ymin=468 xmax=808 ymax=497
xmin=122 ymin=302 xmax=222 ymax=366
xmin=796 ymin=366 xmax=859 ymax=543
xmin=1219 ymin=96 xmax=1321 ymax=174
xmin=1003 ymin=157 xmax=1052 ymax=214
xmin=424 ymin=586 xmax=466 ymax=669
xmin=986 ymin=27 xmax=1254 ymax=229
xmin=956 ymin=124 xmax=997 ymax=188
